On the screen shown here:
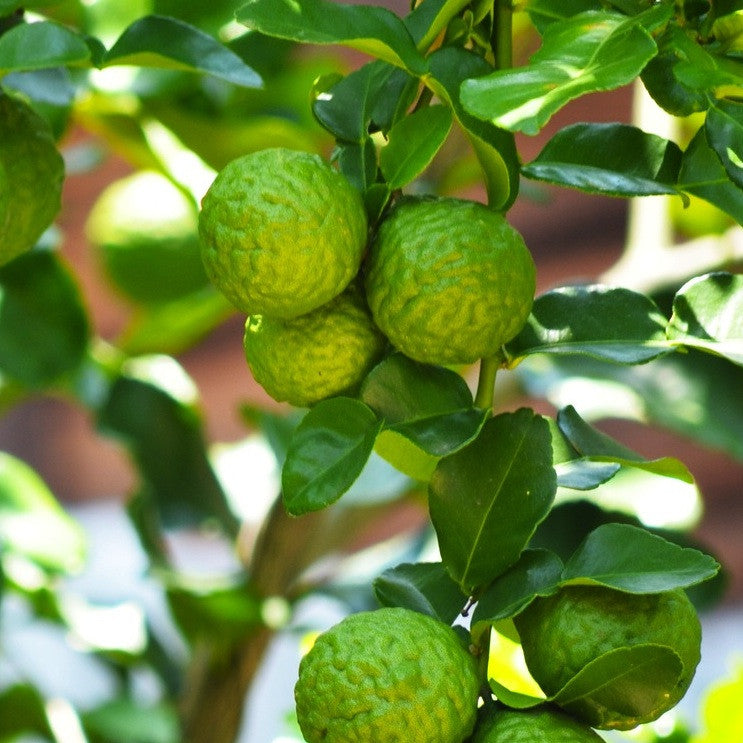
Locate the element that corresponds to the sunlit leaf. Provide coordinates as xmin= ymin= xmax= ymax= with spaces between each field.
xmin=706 ymin=98 xmax=743 ymax=190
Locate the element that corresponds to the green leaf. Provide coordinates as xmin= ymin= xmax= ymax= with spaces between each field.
xmin=712 ymin=9 xmax=743 ymax=52
xmin=679 ymin=127 xmax=743 ymax=224
xmin=335 ymin=137 xmax=378 ymax=191
xmin=281 ymin=397 xmax=382 ymax=515
xmin=555 ymin=459 xmax=621 ymax=490
xmin=373 ymin=562 xmax=467 ymax=623
xmin=706 ymin=99 xmax=743 ymax=190
xmin=487 ymin=680 xmax=546 ymax=709
xmin=552 ymin=645 xmax=684 ymax=729
xmin=0 ymin=684 xmax=53 ymax=739
xmin=235 ymin=0 xmax=428 ymax=75
xmin=460 ymin=9 xmax=666 ymax=135
xmin=525 ymin=0 xmax=602 ymax=34
xmin=83 ymin=699 xmax=179 ymax=743
xmin=506 ymin=285 xmax=670 ymax=364
xmin=427 ymin=46 xmax=519 ymax=210
xmin=562 ymin=523 xmax=720 ymax=592
xmin=102 ymin=15 xmax=262 ymax=87
xmin=522 ymin=123 xmax=684 ymax=197
xmin=404 ymin=0 xmax=471 ymax=50
xmin=429 ymin=409 xmax=556 ymax=595
xmin=361 ymin=353 xmax=489 ymax=458
xmin=0 ymin=451 xmax=86 ymax=572
xmin=97 ymin=360 xmax=237 ymax=534
xmin=380 ymin=104 xmax=452 ymax=189
xmin=674 ymin=43 xmax=743 ymax=92
xmin=667 ymin=272 xmax=743 ymax=365
xmin=373 ymin=429 xmax=439 ymax=482
xmin=0 ymin=20 xmax=91 ymax=73
xmin=472 ymin=549 xmax=563 ymax=627
xmin=0 ymin=250 xmax=89 ymax=388
xmin=557 ymin=405 xmax=695 ymax=482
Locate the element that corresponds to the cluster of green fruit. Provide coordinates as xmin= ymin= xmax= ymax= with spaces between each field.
xmin=197 ymin=147 xmax=536 ymax=407
xmin=293 ymin=584 xmax=701 ymax=743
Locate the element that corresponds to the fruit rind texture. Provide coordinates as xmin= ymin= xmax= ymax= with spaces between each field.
xmin=294 ymin=607 xmax=480 ymax=743
xmin=199 ymin=147 xmax=368 ymax=318
xmin=471 ymin=705 xmax=605 ymax=742
xmin=364 ymin=196 xmax=535 ymax=366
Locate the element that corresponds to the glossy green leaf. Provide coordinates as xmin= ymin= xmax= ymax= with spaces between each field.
xmin=562 ymin=523 xmax=720 ymax=592
xmin=83 ymin=699 xmax=179 ymax=743
xmin=706 ymin=99 xmax=743 ymax=190
xmin=552 ymin=645 xmax=684 ymax=729
xmin=506 ymin=285 xmax=670 ymax=364
xmin=380 ymin=104 xmax=452 ymax=189
xmin=281 ymin=397 xmax=382 ymax=515
xmin=361 ymin=353 xmax=489 ymax=458
xmin=0 ymin=451 xmax=86 ymax=572
xmin=102 ymin=15 xmax=261 ymax=87
xmin=667 ymin=272 xmax=743 ymax=365
xmin=404 ymin=0 xmax=471 ymax=50
xmin=0 ymin=20 xmax=91 ymax=73
xmin=427 ymin=46 xmax=519 ymax=209
xmin=0 ymin=251 xmax=89 ymax=388
xmin=0 ymin=684 xmax=53 ymax=739
xmin=522 ymin=123 xmax=683 ymax=197
xmin=525 ymin=0 xmax=602 ymax=34
xmin=236 ymin=0 xmax=428 ymax=75
xmin=679 ymin=128 xmax=743 ymax=224
xmin=97 ymin=361 xmax=237 ymax=534
xmin=471 ymin=549 xmax=563 ymax=627
xmin=460 ymin=9 xmax=666 ymax=135
xmin=487 ymin=681 xmax=545 ymax=709
xmin=555 ymin=459 xmax=621 ymax=490
xmin=674 ymin=43 xmax=743 ymax=91
xmin=373 ymin=429 xmax=439 ymax=482
xmin=335 ymin=137 xmax=378 ymax=191
xmin=557 ymin=405 xmax=695 ymax=482
xmin=373 ymin=562 xmax=467 ymax=623
xmin=429 ymin=409 xmax=556 ymax=595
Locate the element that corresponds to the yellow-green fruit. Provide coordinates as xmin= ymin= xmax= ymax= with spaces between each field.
xmin=199 ymin=147 xmax=367 ymax=318
xmin=0 ymin=93 xmax=64 ymax=266
xmin=514 ymin=586 xmax=701 ymax=730
xmin=294 ymin=607 xmax=480 ymax=743
xmin=244 ymin=285 xmax=386 ymax=407
xmin=471 ymin=706 xmax=605 ymax=742
xmin=86 ymin=171 xmax=208 ymax=304
xmin=365 ymin=197 xmax=535 ymax=365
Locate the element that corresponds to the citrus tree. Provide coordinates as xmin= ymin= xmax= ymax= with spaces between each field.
xmin=1 ymin=0 xmax=742 ymax=741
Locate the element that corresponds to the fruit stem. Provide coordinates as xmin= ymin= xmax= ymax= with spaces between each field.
xmin=474 ymin=354 xmax=500 ymax=411
xmin=492 ymin=0 xmax=514 ymax=71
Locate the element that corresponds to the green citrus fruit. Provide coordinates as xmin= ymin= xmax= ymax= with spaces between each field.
xmin=86 ymin=171 xmax=209 ymax=304
xmin=199 ymin=147 xmax=367 ymax=318
xmin=471 ymin=706 xmax=605 ymax=742
xmin=244 ymin=284 xmax=386 ymax=407
xmin=0 ymin=92 xmax=64 ymax=266
xmin=294 ymin=607 xmax=480 ymax=743
xmin=514 ymin=585 xmax=701 ymax=730
xmin=364 ymin=197 xmax=535 ymax=366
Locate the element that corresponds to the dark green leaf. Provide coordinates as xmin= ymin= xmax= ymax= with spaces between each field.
xmin=97 ymin=363 xmax=238 ymax=533
xmin=0 ymin=451 xmax=86 ymax=572
xmin=525 ymin=0 xmax=602 ymax=34
xmin=506 ymin=285 xmax=670 ymax=364
xmin=380 ymin=104 xmax=452 ymax=189
xmin=461 ymin=9 xmax=666 ymax=135
xmin=281 ymin=397 xmax=382 ymax=515
xmin=102 ymin=15 xmax=262 ymax=87
xmin=335 ymin=137 xmax=378 ymax=191
xmin=679 ymin=127 xmax=743 ymax=224
xmin=429 ymin=409 xmax=556 ymax=594
xmin=667 ymin=272 xmax=743 ymax=365
xmin=555 ymin=459 xmax=621 ymax=490
xmin=562 ymin=523 xmax=720 ymax=592
xmin=0 ymin=250 xmax=89 ymax=388
xmin=472 ymin=549 xmax=563 ymax=627
xmin=0 ymin=20 xmax=91 ymax=73
xmin=83 ymin=699 xmax=179 ymax=743
xmin=0 ymin=684 xmax=53 ymax=739
xmin=674 ymin=43 xmax=743 ymax=91
xmin=427 ymin=46 xmax=519 ymax=210
xmin=706 ymin=98 xmax=743 ymax=190
xmin=557 ymin=405 xmax=695 ymax=482
xmin=552 ymin=645 xmax=684 ymax=729
xmin=236 ymin=0 xmax=428 ymax=75
xmin=522 ymin=123 xmax=683 ymax=197
xmin=404 ymin=0 xmax=471 ymax=50
xmin=373 ymin=562 xmax=467 ymax=622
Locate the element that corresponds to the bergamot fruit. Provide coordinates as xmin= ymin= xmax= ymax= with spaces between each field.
xmin=0 ymin=92 xmax=64 ymax=266
xmin=364 ymin=197 xmax=535 ymax=366
xmin=294 ymin=607 xmax=480 ymax=743
xmin=244 ymin=284 xmax=386 ymax=407
xmin=514 ymin=585 xmax=701 ymax=730
xmin=471 ymin=705 xmax=604 ymax=742
xmin=86 ymin=171 xmax=208 ymax=304
xmin=199 ymin=147 xmax=367 ymax=318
